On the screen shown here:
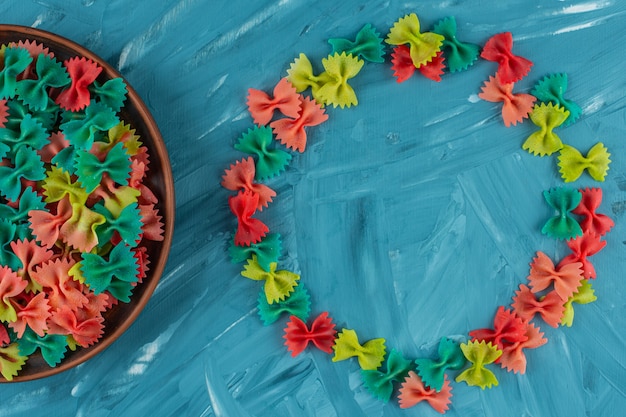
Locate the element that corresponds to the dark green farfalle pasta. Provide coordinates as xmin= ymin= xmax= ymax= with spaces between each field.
xmin=17 ymin=328 xmax=68 ymax=368
xmin=361 ymin=349 xmax=414 ymax=402
xmin=433 ymin=16 xmax=480 ymax=72
xmin=541 ymin=187 xmax=583 ymax=240
xmin=257 ymin=282 xmax=311 ymax=325
xmin=531 ymin=73 xmax=582 ymax=127
xmin=234 ymin=126 xmax=292 ymax=181
xmin=0 ymin=47 xmax=32 ymax=99
xmin=229 ymin=232 xmax=282 ymax=272
xmin=0 ymin=146 xmax=46 ymax=201
xmin=80 ymin=243 xmax=139 ymax=301
xmin=328 ymin=23 xmax=385 ymax=63
xmin=414 ymin=337 xmax=467 ymax=392
xmin=16 ymin=53 xmax=70 ymax=110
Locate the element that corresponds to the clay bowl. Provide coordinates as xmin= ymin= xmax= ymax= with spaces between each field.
xmin=0 ymin=25 xmax=174 ymax=381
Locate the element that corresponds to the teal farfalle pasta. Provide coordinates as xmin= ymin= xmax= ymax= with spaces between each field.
xmin=75 ymin=142 xmax=131 ymax=192
xmin=0 ymin=47 xmax=32 ymax=99
xmin=0 ymin=187 xmax=45 ymax=224
xmin=531 ymin=73 xmax=582 ymax=127
xmin=541 ymin=187 xmax=583 ymax=240
xmin=328 ymin=23 xmax=385 ymax=63
xmin=60 ymin=101 xmax=119 ymax=150
xmin=17 ymin=328 xmax=68 ymax=368
xmin=90 ymin=77 xmax=128 ymax=112
xmin=234 ymin=126 xmax=292 ymax=181
xmin=229 ymin=232 xmax=282 ymax=272
xmin=5 ymin=98 xmax=57 ymax=132
xmin=16 ymin=53 xmax=70 ymax=110
xmin=0 ymin=114 xmax=49 ymax=154
xmin=257 ymin=282 xmax=311 ymax=325
xmin=0 ymin=219 xmax=21 ymax=271
xmin=433 ymin=16 xmax=480 ymax=72
xmin=93 ymin=202 xmax=143 ymax=246
xmin=80 ymin=243 xmax=140 ymax=301
xmin=361 ymin=349 xmax=414 ymax=402
xmin=0 ymin=145 xmax=46 ymax=201
xmin=414 ymin=337 xmax=467 ymax=392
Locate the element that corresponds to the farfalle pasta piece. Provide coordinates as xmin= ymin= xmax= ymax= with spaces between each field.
xmin=229 ymin=232 xmax=282 ymax=273
xmin=561 ymin=279 xmax=596 ymax=327
xmin=0 ymin=47 xmax=32 ymax=99
xmin=90 ymin=77 xmax=128 ymax=112
xmin=469 ymin=306 xmax=528 ymax=350
xmin=257 ymin=282 xmax=310 ymax=325
xmin=75 ymin=142 xmax=131 ymax=193
xmin=80 ymin=243 xmax=139 ymax=302
xmin=0 ymin=266 xmax=28 ymax=323
xmin=32 ymin=257 xmax=87 ymax=311
xmin=541 ymin=187 xmax=583 ymax=240
xmin=10 ymin=238 xmax=53 ymax=292
xmin=315 ymin=52 xmax=364 ymax=108
xmin=558 ymin=143 xmax=611 ymax=183
xmin=558 ymin=232 xmax=606 ymax=279
xmin=27 ymin=197 xmax=73 ymax=248
xmin=59 ymin=101 xmax=119 ymax=150
xmin=572 ymin=188 xmax=614 ymax=236
xmin=234 ymin=126 xmax=292 ymax=181
xmin=385 ymin=13 xmax=444 ymax=68
xmin=17 ymin=327 xmax=67 ymax=367
xmin=93 ymin=202 xmax=143 ymax=246
xmin=433 ymin=16 xmax=480 ymax=72
xmin=0 ymin=99 xmax=8 ymax=127
xmin=361 ymin=349 xmax=413 ymax=402
xmin=240 ymin=255 xmax=299 ymax=304
xmin=0 ymin=323 xmax=8 ymax=345
xmin=480 ymin=32 xmax=532 ymax=84
xmin=0 ymin=113 xmax=49 ymax=154
xmin=455 ymin=340 xmax=502 ymax=389
xmin=531 ymin=73 xmax=582 ymax=126
xmin=16 ymin=53 xmax=70 ymax=110
xmin=138 ymin=203 xmax=164 ymax=242
xmin=498 ymin=320 xmax=546 ymax=374
xmin=59 ymin=202 xmax=106 ymax=252
xmin=47 ymin=305 xmax=104 ymax=348
xmin=328 ymin=23 xmax=385 ymax=63
xmin=527 ymin=251 xmax=583 ymax=301
xmin=414 ymin=337 xmax=466 ymax=392
xmin=8 ymin=292 xmax=50 ymax=338
xmin=270 ymin=96 xmax=328 ymax=152
xmin=0 ymin=343 xmax=28 ymax=381
xmin=398 ymin=372 xmax=452 ymax=413
xmin=246 ymin=78 xmax=301 ymax=126
xmin=478 ymin=75 xmax=536 ymax=127
xmin=221 ymin=157 xmax=277 ymax=210
xmin=418 ymin=50 xmax=445 ymax=82
xmin=0 ymin=187 xmax=45 ymax=225
xmin=390 ymin=45 xmax=416 ymax=83
xmin=55 ymin=57 xmax=102 ymax=111
xmin=0 ymin=220 xmax=21 ymax=271
xmin=228 ymin=190 xmax=269 ymax=247
xmin=286 ymin=53 xmax=330 ymax=96
xmin=511 ymin=284 xmax=565 ymax=328
xmin=0 ymin=146 xmax=46 ymax=201
xmin=283 ymin=311 xmax=336 ymax=356
xmin=523 ymin=103 xmax=569 ymax=156
xmin=332 ymin=328 xmax=386 ymax=370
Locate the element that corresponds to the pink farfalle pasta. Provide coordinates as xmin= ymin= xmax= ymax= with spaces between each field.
xmin=480 ymin=32 xmax=533 ymax=84
xmin=398 ymin=371 xmax=452 ymax=413
xmin=511 ymin=284 xmax=565 ymax=328
xmin=478 ymin=74 xmax=536 ymax=126
xmin=572 ymin=187 xmax=614 ymax=237
xmin=55 ymin=57 xmax=102 ymax=111
xmin=283 ymin=311 xmax=336 ymax=356
xmin=247 ymin=78 xmax=302 ymax=126
xmin=221 ymin=157 xmax=277 ymax=210
xmin=497 ymin=320 xmax=546 ymax=374
xmin=270 ymin=96 xmax=329 ymax=152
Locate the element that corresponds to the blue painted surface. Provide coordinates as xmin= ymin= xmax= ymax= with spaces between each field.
xmin=1 ymin=0 xmax=625 ymax=416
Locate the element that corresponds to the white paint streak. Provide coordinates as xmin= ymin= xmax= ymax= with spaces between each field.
xmin=555 ymin=0 xmax=613 ymax=14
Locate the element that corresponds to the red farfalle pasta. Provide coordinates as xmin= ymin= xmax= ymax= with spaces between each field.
xmin=139 ymin=204 xmax=165 ymax=242
xmin=418 ymin=50 xmax=445 ymax=82
xmin=511 ymin=284 xmax=565 ymax=328
xmin=55 ymin=57 xmax=103 ymax=111
xmin=221 ymin=157 xmax=276 ymax=211
xmin=527 ymin=251 xmax=583 ymax=301
xmin=478 ymin=74 xmax=536 ymax=126
xmin=133 ymin=246 xmax=150 ymax=285
xmin=480 ymin=32 xmax=533 ymax=84
xmin=283 ymin=311 xmax=337 ymax=356
xmin=270 ymin=96 xmax=329 ymax=153
xmin=572 ymin=188 xmax=614 ymax=236
xmin=469 ymin=306 xmax=528 ymax=349
xmin=228 ymin=190 xmax=269 ymax=246
xmin=47 ymin=305 xmax=104 ymax=348
xmin=247 ymin=78 xmax=302 ymax=126
xmin=398 ymin=371 xmax=452 ymax=413
xmin=558 ymin=232 xmax=606 ymax=279
xmin=32 ymin=258 xmax=88 ymax=312
xmin=0 ymin=99 xmax=8 ymax=128
xmin=391 ymin=45 xmax=416 ymax=83
xmin=498 ymin=320 xmax=546 ymax=374
xmin=0 ymin=323 xmax=9 ymax=345
xmin=8 ymin=292 xmax=50 ymax=338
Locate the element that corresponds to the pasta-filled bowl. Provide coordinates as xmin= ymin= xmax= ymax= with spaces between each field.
xmin=0 ymin=25 xmax=174 ymax=382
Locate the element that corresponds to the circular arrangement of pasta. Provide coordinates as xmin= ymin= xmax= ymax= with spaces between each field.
xmin=221 ymin=13 xmax=613 ymax=413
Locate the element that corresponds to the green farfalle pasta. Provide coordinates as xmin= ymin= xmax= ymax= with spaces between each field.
xmin=5 ymin=97 xmax=58 ymax=132
xmin=90 ymin=77 xmax=128 ymax=112
xmin=229 ymin=232 xmax=282 ymax=272
xmin=0 ymin=114 xmax=48 ymax=154
xmin=561 ymin=279 xmax=597 ymax=327
xmin=522 ymin=103 xmax=569 ymax=156
xmin=433 ymin=16 xmax=480 ymax=72
xmin=0 ymin=187 xmax=45 ymax=224
xmin=558 ymin=142 xmax=611 ymax=183
xmin=51 ymin=145 xmax=80 ymax=174
xmin=328 ymin=23 xmax=385 ymax=63
xmin=241 ymin=255 xmax=299 ymax=304
xmin=234 ymin=126 xmax=292 ymax=181
xmin=80 ymin=243 xmax=139 ymax=301
xmin=531 ymin=73 xmax=582 ymax=127
xmin=59 ymin=101 xmax=119 ymax=150
xmin=455 ymin=340 xmax=501 ymax=389
xmin=17 ymin=328 xmax=68 ymax=368
xmin=361 ymin=349 xmax=414 ymax=402
xmin=0 ymin=220 xmax=20 ymax=271
xmin=93 ymin=202 xmax=143 ymax=246
xmin=332 ymin=328 xmax=386 ymax=370
xmin=257 ymin=282 xmax=311 ymax=325
xmin=0 ymin=47 xmax=32 ymax=99
xmin=385 ymin=13 xmax=444 ymax=68
xmin=0 ymin=343 xmax=28 ymax=381
xmin=75 ymin=142 xmax=131 ymax=192
xmin=414 ymin=337 xmax=467 ymax=392
xmin=315 ymin=52 xmax=364 ymax=108
xmin=16 ymin=53 xmax=70 ymax=110
xmin=0 ymin=146 xmax=46 ymax=201
xmin=541 ymin=187 xmax=583 ymax=240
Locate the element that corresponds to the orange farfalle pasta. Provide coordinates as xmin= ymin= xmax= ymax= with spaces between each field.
xmin=478 ymin=74 xmax=536 ymax=126
xmin=0 ymin=266 xmax=28 ymax=323
xmin=270 ymin=96 xmax=329 ymax=152
xmin=8 ymin=292 xmax=50 ymax=338
xmin=47 ymin=305 xmax=104 ymax=348
xmin=398 ymin=371 xmax=452 ymax=413
xmin=498 ymin=320 xmax=546 ymax=374
xmin=139 ymin=204 xmax=165 ymax=242
xmin=28 ymin=197 xmax=73 ymax=248
xmin=283 ymin=311 xmax=336 ymax=356
xmin=527 ymin=251 xmax=583 ymax=301
xmin=247 ymin=78 xmax=302 ymax=126
xmin=572 ymin=187 xmax=614 ymax=237
xmin=480 ymin=32 xmax=533 ymax=84
xmin=55 ymin=57 xmax=102 ymax=111
xmin=511 ymin=284 xmax=565 ymax=328
xmin=229 ymin=190 xmax=269 ymax=246
xmin=32 ymin=258 xmax=88 ymax=312
xmin=221 ymin=157 xmax=277 ymax=210
xmin=10 ymin=239 xmax=54 ymax=292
